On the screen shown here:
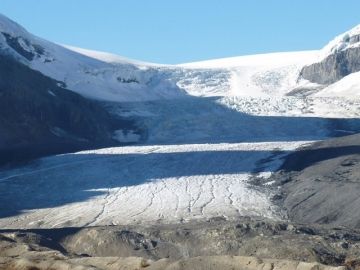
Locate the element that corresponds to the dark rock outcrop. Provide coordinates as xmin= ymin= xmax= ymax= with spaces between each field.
xmin=1 ymin=32 xmax=44 ymax=61
xmin=300 ymin=47 xmax=360 ymax=85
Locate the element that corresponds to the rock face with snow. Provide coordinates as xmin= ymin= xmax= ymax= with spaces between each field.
xmin=300 ymin=25 xmax=360 ymax=85
xmin=300 ymin=47 xmax=360 ymax=85
xmin=0 ymin=52 xmax=139 ymax=166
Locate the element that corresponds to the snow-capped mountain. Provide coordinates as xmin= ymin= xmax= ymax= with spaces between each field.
xmin=320 ymin=24 xmax=360 ymax=60
xmin=0 ymin=14 xmax=184 ymax=102
xmin=300 ymin=24 xmax=360 ymax=88
xmin=1 ymin=13 xmax=360 ymax=102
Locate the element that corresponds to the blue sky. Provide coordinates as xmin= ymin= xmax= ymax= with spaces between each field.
xmin=1 ymin=0 xmax=360 ymax=64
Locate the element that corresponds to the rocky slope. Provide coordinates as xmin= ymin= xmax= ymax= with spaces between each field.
xmin=270 ymin=133 xmax=360 ymax=229
xmin=300 ymin=25 xmax=360 ymax=85
xmin=300 ymin=47 xmax=360 ymax=85
xmin=1 ymin=255 xmax=347 ymax=270
xmin=1 ymin=218 xmax=360 ymax=269
xmin=0 ymin=53 xmax=139 ymax=166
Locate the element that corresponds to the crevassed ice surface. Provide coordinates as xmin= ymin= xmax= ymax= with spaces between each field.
xmin=2 ymin=96 xmax=360 ymax=229
xmin=0 ymin=142 xmax=304 ymax=228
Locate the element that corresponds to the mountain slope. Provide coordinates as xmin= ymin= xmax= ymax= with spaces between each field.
xmin=272 ymin=133 xmax=360 ymax=228
xmin=0 ymin=14 xmax=185 ymax=102
xmin=2 ymin=13 xmax=360 ymax=101
xmin=300 ymin=24 xmax=360 ymax=85
xmin=315 ymin=71 xmax=360 ymax=97
xmin=0 ymin=53 xmax=138 ymax=166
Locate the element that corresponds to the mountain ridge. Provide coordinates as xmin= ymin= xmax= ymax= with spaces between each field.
xmin=1 ymin=13 xmax=360 ymax=101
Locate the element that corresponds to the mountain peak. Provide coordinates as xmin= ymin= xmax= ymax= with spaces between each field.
xmin=321 ymin=24 xmax=360 ymax=58
xmin=0 ymin=13 xmax=29 ymax=37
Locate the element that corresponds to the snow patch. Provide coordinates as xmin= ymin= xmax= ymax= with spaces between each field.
xmin=50 ymin=127 xmax=67 ymax=137
xmin=48 ymin=90 xmax=56 ymax=97
xmin=315 ymin=72 xmax=360 ymax=97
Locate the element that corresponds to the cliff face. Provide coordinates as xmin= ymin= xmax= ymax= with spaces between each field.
xmin=300 ymin=25 xmax=360 ymax=86
xmin=300 ymin=46 xmax=360 ymax=85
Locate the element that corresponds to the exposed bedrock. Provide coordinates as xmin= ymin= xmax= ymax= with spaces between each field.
xmin=300 ymin=47 xmax=360 ymax=85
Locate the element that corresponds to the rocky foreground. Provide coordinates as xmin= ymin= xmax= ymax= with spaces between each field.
xmin=1 ymin=217 xmax=360 ymax=270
